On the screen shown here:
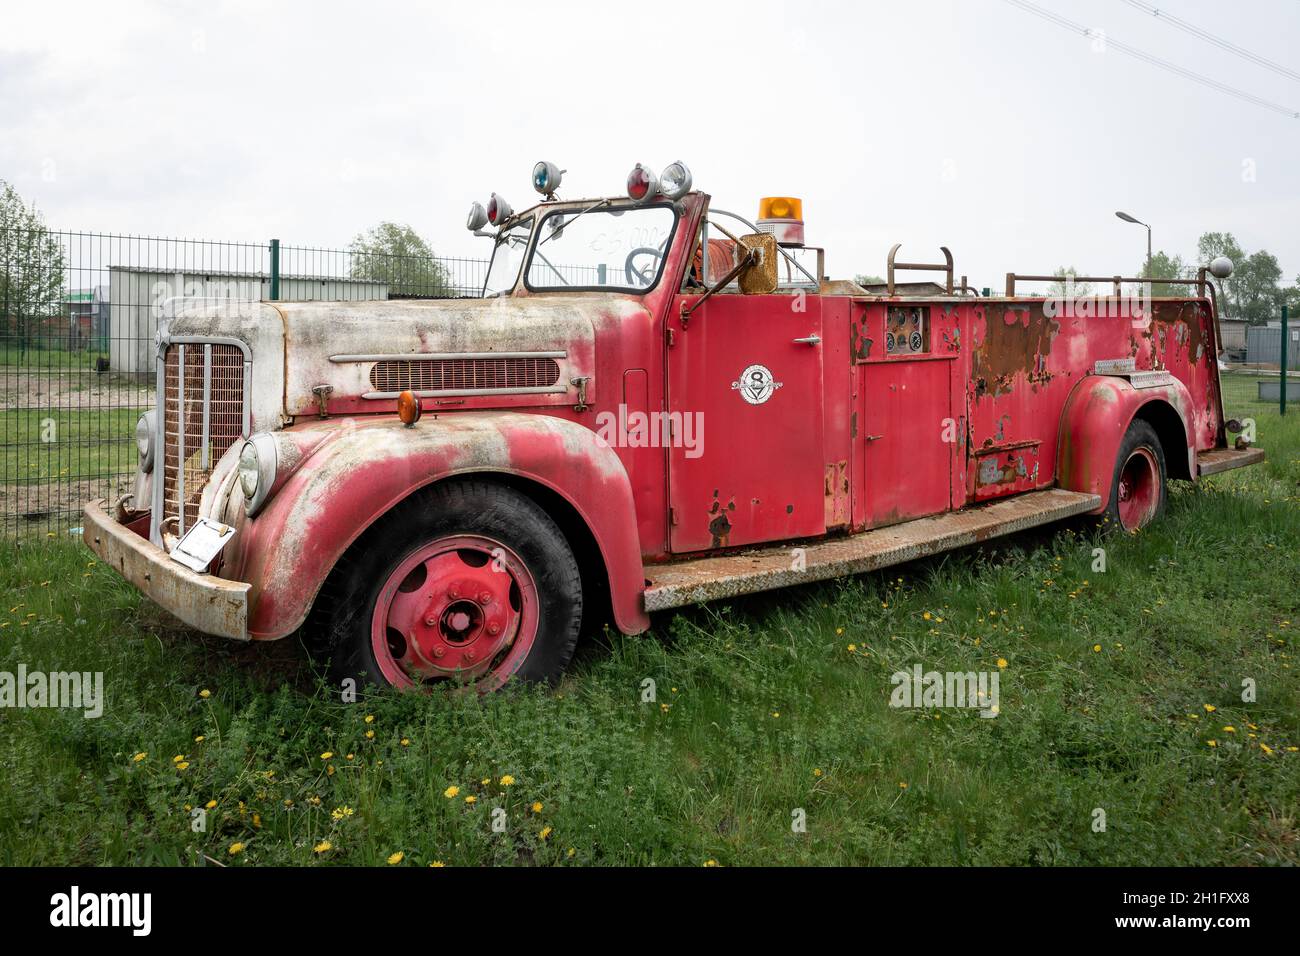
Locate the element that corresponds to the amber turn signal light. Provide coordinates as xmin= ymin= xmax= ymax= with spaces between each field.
xmin=397 ymin=390 xmax=422 ymax=427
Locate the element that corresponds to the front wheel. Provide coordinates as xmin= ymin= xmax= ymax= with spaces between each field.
xmin=316 ymin=479 xmax=583 ymax=692
xmin=1104 ymin=419 xmax=1167 ymax=532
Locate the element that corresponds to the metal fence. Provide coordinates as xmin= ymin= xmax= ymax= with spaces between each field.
xmin=1 ymin=228 xmax=491 ymax=539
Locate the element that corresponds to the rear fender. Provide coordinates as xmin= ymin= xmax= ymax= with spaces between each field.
xmin=238 ymin=412 xmax=649 ymax=639
xmin=1056 ymin=375 xmax=1194 ymax=509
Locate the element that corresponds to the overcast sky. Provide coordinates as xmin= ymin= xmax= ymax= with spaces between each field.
xmin=2 ymin=0 xmax=1298 ymax=289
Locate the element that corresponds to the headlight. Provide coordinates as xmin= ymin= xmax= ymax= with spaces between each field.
xmin=237 ymin=434 xmax=278 ymax=516
xmin=135 ymin=410 xmax=156 ymax=473
xmin=659 ymin=161 xmax=692 ymax=199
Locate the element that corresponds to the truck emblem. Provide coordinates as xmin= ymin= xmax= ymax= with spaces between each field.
xmin=731 ymin=364 xmax=783 ymax=405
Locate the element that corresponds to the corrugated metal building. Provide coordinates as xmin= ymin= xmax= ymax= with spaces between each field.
xmin=1245 ymin=321 xmax=1300 ymax=370
xmin=107 ymin=266 xmax=388 ymax=375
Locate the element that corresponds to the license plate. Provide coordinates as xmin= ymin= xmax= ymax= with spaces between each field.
xmin=170 ymin=518 xmax=236 ymax=573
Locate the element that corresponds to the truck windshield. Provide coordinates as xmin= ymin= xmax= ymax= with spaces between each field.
xmin=482 ymin=217 xmax=533 ymax=296
xmin=525 ymin=204 xmax=677 ymax=292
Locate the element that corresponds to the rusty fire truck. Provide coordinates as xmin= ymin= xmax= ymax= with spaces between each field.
xmin=85 ymin=160 xmax=1264 ymax=691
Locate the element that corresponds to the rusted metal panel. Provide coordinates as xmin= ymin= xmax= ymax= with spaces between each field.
xmin=643 ymin=488 xmax=1101 ymax=612
xmin=82 ymin=499 xmax=250 ymax=640
xmin=1197 ymin=446 xmax=1266 ymax=476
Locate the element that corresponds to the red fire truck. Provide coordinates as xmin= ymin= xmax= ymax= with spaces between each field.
xmin=85 ymin=160 xmax=1263 ymax=691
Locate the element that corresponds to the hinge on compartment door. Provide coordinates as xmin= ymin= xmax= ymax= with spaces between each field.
xmin=665 ymin=327 xmax=676 ymax=348
xmin=669 ymin=507 xmax=678 ymax=526
xmin=571 ymin=376 xmax=590 ymax=413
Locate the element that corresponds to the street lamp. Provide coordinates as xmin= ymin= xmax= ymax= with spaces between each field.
xmin=1115 ymin=210 xmax=1152 ymax=275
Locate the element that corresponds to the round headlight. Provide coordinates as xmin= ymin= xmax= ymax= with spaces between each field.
xmin=135 ymin=410 xmax=155 ymax=473
xmin=532 ymin=161 xmax=563 ymax=197
xmin=466 ymin=201 xmax=488 ymax=231
xmin=659 ymin=161 xmax=692 ymax=199
xmin=237 ymin=434 xmax=279 ymax=516
xmin=626 ymin=164 xmax=658 ymax=202
xmin=238 ymin=442 xmax=260 ymax=499
xmin=487 ymin=193 xmax=514 ymax=226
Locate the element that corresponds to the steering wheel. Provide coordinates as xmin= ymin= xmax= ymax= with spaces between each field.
xmin=624 ymin=247 xmax=663 ymax=287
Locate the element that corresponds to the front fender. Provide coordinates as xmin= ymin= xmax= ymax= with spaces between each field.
xmin=237 ymin=412 xmax=649 ymax=640
xmin=1056 ymin=374 xmax=1194 ymax=509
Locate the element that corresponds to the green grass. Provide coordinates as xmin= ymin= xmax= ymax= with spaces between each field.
xmin=0 ymin=412 xmax=1297 ymax=866
xmin=0 ymin=407 xmax=139 ymax=483
xmin=0 ymin=344 xmax=108 ymax=369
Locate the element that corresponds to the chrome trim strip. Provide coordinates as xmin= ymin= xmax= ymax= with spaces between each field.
xmin=330 ymin=351 xmax=567 ymax=363
xmin=176 ymin=343 xmax=186 ymax=537
xmin=201 ymin=344 xmax=212 ymax=470
xmin=362 ymin=386 xmax=568 ymax=400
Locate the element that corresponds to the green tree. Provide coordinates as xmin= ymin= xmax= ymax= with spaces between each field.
xmin=854 ymin=273 xmax=885 ymax=287
xmin=1048 ymin=265 xmax=1092 ymax=298
xmin=348 ymin=222 xmax=454 ymax=298
xmin=1196 ymin=232 xmax=1283 ymax=324
xmin=1140 ymin=250 xmax=1192 ymax=296
xmin=0 ymin=179 xmax=67 ymax=356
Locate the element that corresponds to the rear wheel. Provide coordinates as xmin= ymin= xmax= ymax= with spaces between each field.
xmin=1104 ymin=419 xmax=1167 ymax=532
xmin=318 ymin=479 xmax=583 ymax=692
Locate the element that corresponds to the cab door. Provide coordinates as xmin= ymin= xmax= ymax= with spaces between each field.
xmin=665 ymin=293 xmax=826 ymax=553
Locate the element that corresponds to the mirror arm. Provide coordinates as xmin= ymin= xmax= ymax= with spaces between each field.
xmin=680 ymin=249 xmax=757 ymax=326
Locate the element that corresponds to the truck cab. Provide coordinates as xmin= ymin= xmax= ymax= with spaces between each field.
xmin=85 ymin=159 xmax=1264 ymax=692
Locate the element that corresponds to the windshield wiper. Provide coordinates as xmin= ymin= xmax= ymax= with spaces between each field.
xmin=536 ymin=199 xmax=611 ymax=248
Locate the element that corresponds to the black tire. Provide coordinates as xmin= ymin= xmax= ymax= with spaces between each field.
xmin=1101 ymin=418 xmax=1167 ymax=532
xmin=312 ymin=478 xmax=583 ymax=690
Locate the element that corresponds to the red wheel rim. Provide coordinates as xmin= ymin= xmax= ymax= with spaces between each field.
xmin=371 ymin=535 xmax=539 ymax=692
xmin=1116 ymin=447 xmax=1159 ymax=531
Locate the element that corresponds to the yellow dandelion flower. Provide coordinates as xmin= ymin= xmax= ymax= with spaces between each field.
xmin=771 ymin=711 xmax=780 ymax=718
xmin=996 ymin=658 xmax=1008 ymax=669
xmin=320 ymin=751 xmax=333 ymax=760
xmin=1092 ymin=644 xmax=1101 ymax=653
xmin=205 ymin=800 xmax=217 ymax=810
xmin=499 ymin=775 xmax=515 ymax=786
xmin=132 ymin=752 xmax=147 ymax=762
xmin=365 ymin=715 xmax=375 ymax=724
xmin=813 ymin=768 xmax=823 ymax=777
xmin=1204 ymin=704 xmax=1216 ymax=713
xmin=228 ymin=842 xmax=246 ymax=855
xmin=313 ymin=841 xmax=332 ymax=854
xmin=899 ymin=782 xmax=909 ymax=789
xmin=176 ymin=761 xmax=190 ymax=771
xmin=1207 ymin=740 xmax=1218 ymax=747
xmin=429 ymin=860 xmax=446 ymax=867
xmin=400 ymin=738 xmax=410 ymax=747
xmin=1261 ymin=744 xmax=1274 ymax=755
xmin=923 ymin=612 xmax=932 ymax=621
xmin=567 ymin=848 xmax=576 ymax=858
xmin=365 ymin=730 xmax=374 ymax=739
xmin=531 ymin=801 xmax=543 ymax=813
xmin=194 ymin=735 xmax=205 ymax=743
xmin=387 ymin=851 xmax=405 ymax=865
xmin=835 ymin=627 xmax=844 ymax=636
xmin=847 ymin=644 xmax=856 ymax=652
xmin=465 ymin=795 xmax=477 ymax=804
xmin=1223 ymin=726 xmax=1235 ymax=733
xmin=539 ymin=826 xmax=552 ymax=840
xmin=444 ymin=785 xmax=460 ymax=799
xmin=199 ymin=689 xmax=211 ymax=699
xmin=703 ymin=859 xmax=718 ymax=867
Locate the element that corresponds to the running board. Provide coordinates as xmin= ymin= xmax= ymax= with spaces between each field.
xmin=1197 ymin=446 xmax=1265 ymax=477
xmin=643 ymin=488 xmax=1102 ymax=612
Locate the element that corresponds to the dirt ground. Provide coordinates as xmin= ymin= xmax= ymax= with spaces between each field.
xmin=0 ymin=368 xmax=153 ymax=412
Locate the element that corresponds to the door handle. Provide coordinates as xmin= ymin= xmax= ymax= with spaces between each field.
xmin=793 ymin=335 xmax=821 ymax=346
xmin=865 ymin=434 xmax=884 ymax=442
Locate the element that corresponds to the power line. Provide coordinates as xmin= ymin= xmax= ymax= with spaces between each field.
xmin=1120 ymin=0 xmax=1300 ymax=84
xmin=1002 ymin=0 xmax=1299 ymax=118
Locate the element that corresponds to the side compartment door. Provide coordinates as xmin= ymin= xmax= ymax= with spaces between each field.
xmin=666 ymin=294 xmax=826 ymax=553
xmin=855 ymin=302 xmax=959 ymax=527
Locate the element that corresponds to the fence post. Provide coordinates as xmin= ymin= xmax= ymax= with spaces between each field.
xmin=269 ymin=238 xmax=281 ymax=301
xmin=1282 ymin=304 xmax=1288 ymax=416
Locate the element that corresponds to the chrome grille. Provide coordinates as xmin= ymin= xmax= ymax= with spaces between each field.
xmin=370 ymin=357 xmax=561 ymax=393
xmin=161 ymin=343 xmax=247 ymax=534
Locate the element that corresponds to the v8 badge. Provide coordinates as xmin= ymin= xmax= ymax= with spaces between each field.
xmin=731 ymin=364 xmax=783 ymax=405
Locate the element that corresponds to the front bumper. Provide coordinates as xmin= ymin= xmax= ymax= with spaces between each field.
xmin=83 ymin=499 xmax=251 ymax=641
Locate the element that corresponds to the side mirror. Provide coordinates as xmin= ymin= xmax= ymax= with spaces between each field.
xmin=737 ymin=233 xmax=778 ymax=295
